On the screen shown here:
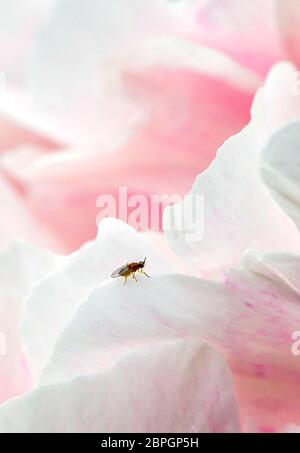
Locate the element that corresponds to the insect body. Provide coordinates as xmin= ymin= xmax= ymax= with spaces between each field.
xmin=111 ymin=258 xmax=150 ymax=285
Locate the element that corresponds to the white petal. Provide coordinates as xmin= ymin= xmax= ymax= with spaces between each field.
xmin=0 ymin=0 xmax=260 ymax=145
xmin=0 ymin=240 xmax=61 ymax=403
xmin=39 ymin=275 xmax=207 ymax=385
xmin=21 ymin=219 xmax=173 ymax=381
xmin=2 ymin=0 xmax=183 ymax=144
xmin=0 ymin=339 xmax=241 ymax=433
xmin=261 ymin=120 xmax=300 ymax=231
xmin=164 ymin=62 xmax=300 ymax=276
xmin=41 ymin=254 xmax=300 ymax=431
xmin=0 ymin=0 xmax=56 ymax=80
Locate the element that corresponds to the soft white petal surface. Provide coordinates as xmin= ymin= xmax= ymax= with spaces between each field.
xmin=21 ymin=219 xmax=174 ymax=381
xmin=0 ymin=1 xmax=259 ymax=146
xmin=0 ymin=240 xmax=61 ymax=403
xmin=164 ymin=62 xmax=300 ymax=276
xmin=261 ymin=121 xmax=300 ymax=231
xmin=0 ymin=0 xmax=57 ymax=80
xmin=40 ymin=253 xmax=300 ymax=431
xmin=4 ymin=0 xmax=188 ymax=144
xmin=0 ymin=339 xmax=241 ymax=433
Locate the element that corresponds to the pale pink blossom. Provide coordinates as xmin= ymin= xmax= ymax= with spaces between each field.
xmin=1 ymin=61 xmax=300 ymax=432
xmin=0 ymin=220 xmax=241 ymax=433
xmin=1 ymin=0 xmax=300 ymax=434
xmin=2 ymin=0 xmax=300 ymax=252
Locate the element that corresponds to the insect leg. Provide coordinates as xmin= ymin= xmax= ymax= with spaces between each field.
xmin=124 ymin=276 xmax=128 ymax=285
xmin=132 ymin=273 xmax=138 ymax=282
xmin=140 ymin=269 xmax=150 ymax=278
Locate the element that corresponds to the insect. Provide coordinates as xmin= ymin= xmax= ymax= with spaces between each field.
xmin=111 ymin=257 xmax=150 ymax=285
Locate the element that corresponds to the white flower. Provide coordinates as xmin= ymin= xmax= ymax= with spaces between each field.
xmin=0 ymin=219 xmax=240 ymax=432
xmin=1 ymin=61 xmax=300 ymax=432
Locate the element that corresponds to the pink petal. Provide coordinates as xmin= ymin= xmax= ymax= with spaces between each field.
xmin=5 ymin=40 xmax=258 ymax=252
xmin=0 ymin=339 xmax=241 ymax=433
xmin=0 ymin=173 xmax=63 ymax=251
xmin=193 ymin=0 xmax=283 ymax=75
xmin=0 ymin=114 xmax=60 ymax=152
xmin=277 ymin=0 xmax=300 ymax=69
xmin=164 ymin=62 xmax=300 ymax=276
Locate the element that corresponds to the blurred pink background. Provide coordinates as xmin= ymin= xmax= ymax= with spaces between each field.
xmin=0 ymin=0 xmax=299 ymax=253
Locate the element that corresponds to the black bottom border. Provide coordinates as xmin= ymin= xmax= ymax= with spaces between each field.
xmin=0 ymin=433 xmax=296 ymax=449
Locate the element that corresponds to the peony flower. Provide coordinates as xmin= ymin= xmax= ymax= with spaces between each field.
xmin=1 ymin=60 xmax=300 ymax=432
xmin=0 ymin=219 xmax=241 ymax=433
xmin=164 ymin=61 xmax=300 ymax=431
xmin=2 ymin=0 xmax=300 ymax=434
xmin=165 ymin=61 xmax=300 ymax=276
xmin=0 ymin=0 xmax=284 ymax=252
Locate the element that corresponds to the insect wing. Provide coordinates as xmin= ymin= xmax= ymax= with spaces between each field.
xmin=111 ymin=264 xmax=130 ymax=278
